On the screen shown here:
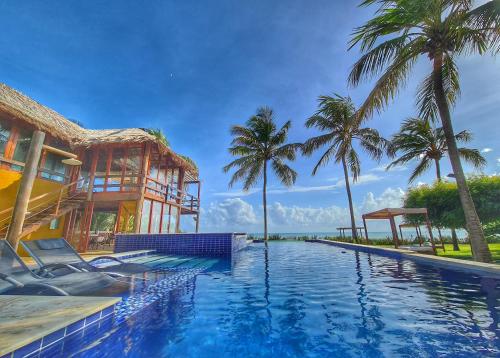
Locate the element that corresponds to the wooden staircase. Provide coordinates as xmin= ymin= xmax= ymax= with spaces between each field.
xmin=0 ymin=179 xmax=85 ymax=239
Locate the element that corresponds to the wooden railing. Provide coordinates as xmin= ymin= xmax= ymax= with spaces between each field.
xmin=145 ymin=176 xmax=200 ymax=212
xmin=92 ymin=173 xmax=142 ymax=192
xmin=0 ymin=177 xmax=85 ymax=233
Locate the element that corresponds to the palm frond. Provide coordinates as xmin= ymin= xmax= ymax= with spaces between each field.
xmin=457 ymin=147 xmax=487 ymax=168
xmin=272 ymin=159 xmax=298 ymax=187
xmin=409 ymin=157 xmax=432 ymax=183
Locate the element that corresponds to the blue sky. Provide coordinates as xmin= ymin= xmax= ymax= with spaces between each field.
xmin=1 ymin=0 xmax=498 ymax=233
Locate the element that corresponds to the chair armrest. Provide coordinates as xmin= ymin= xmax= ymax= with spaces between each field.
xmin=88 ymin=256 xmax=125 ymax=264
xmin=0 ymin=273 xmax=24 ymax=288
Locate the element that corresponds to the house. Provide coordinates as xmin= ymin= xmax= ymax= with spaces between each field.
xmin=0 ymin=83 xmax=200 ymax=253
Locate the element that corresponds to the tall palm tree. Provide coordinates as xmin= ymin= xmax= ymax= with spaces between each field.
xmin=387 ymin=117 xmax=486 ymax=250
xmin=387 ymin=118 xmax=486 ymax=183
xmin=348 ymin=0 xmax=499 ymax=262
xmin=302 ymin=95 xmax=387 ymax=242
xmin=223 ymin=107 xmax=300 ymax=241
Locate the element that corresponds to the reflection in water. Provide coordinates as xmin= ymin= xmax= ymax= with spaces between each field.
xmin=73 ymin=242 xmax=499 ymax=358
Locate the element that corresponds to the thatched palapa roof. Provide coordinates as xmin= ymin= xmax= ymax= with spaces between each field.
xmin=0 ymin=83 xmax=197 ymax=175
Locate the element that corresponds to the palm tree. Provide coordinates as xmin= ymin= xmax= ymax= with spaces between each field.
xmin=387 ymin=118 xmax=486 ymax=183
xmin=223 ymin=107 xmax=300 ymax=241
xmin=387 ymin=117 xmax=486 ymax=250
xmin=302 ymin=95 xmax=387 ymax=243
xmin=348 ymin=0 xmax=499 ymax=262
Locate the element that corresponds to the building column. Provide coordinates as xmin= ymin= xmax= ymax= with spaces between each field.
xmin=134 ymin=143 xmax=151 ymax=233
xmin=6 ymin=130 xmax=45 ymax=250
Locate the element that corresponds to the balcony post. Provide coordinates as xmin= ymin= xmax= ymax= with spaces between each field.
xmin=6 ymin=130 xmax=45 ymax=250
xmin=134 ymin=143 xmax=151 ymax=232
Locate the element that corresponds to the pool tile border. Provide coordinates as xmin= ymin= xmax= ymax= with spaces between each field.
xmin=310 ymin=239 xmax=500 ymax=278
xmin=2 ymin=305 xmax=117 ymax=358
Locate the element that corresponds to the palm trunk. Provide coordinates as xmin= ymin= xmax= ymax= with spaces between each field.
xmin=263 ymin=160 xmax=268 ymax=241
xmin=342 ymin=155 xmax=358 ymax=243
xmin=433 ymin=55 xmax=491 ymax=262
xmin=451 ymin=227 xmax=460 ymax=251
xmin=435 ymin=158 xmax=441 ymax=182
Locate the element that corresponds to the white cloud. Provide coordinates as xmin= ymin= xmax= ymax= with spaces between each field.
xmin=481 ymin=148 xmax=493 ymax=153
xmin=360 ymin=187 xmax=406 ymax=214
xmin=213 ymin=174 xmax=382 ymax=197
xmin=201 ymin=198 xmax=257 ymax=231
xmin=370 ymin=162 xmax=408 ymax=172
xmin=200 ymin=187 xmax=406 ymax=233
xmin=213 ymin=188 xmax=260 ymax=197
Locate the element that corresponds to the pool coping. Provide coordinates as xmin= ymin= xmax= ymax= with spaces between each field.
xmin=0 ymin=295 xmax=120 ymax=357
xmin=309 ymin=239 xmax=500 ymax=278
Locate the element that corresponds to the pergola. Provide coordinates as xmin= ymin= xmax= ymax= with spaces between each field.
xmin=336 ymin=227 xmax=365 ymax=240
xmin=362 ymin=208 xmax=437 ymax=251
xmin=398 ymin=222 xmax=424 ymax=246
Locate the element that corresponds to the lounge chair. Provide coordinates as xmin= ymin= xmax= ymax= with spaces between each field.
xmin=21 ymin=238 xmax=150 ymax=278
xmin=0 ymin=240 xmax=129 ymax=296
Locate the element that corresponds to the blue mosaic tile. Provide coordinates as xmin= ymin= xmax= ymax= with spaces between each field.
xmin=1 ymin=354 xmax=12 ymax=358
xmin=66 ymin=319 xmax=85 ymax=335
xmin=101 ymin=305 xmax=115 ymax=317
xmin=41 ymin=328 xmax=65 ymax=347
xmin=12 ymin=339 xmax=41 ymax=358
xmin=38 ymin=341 xmax=64 ymax=358
xmin=84 ymin=311 xmax=102 ymax=326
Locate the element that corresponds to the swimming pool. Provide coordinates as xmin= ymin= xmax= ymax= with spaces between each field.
xmin=55 ymin=242 xmax=500 ymax=357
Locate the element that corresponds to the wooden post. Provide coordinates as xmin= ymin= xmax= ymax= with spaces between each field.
xmin=389 ymin=216 xmax=399 ymax=248
xmin=134 ymin=143 xmax=151 ymax=232
xmin=6 ymin=130 xmax=45 ymax=250
xmin=399 ymin=225 xmax=404 ymax=241
xmin=425 ymin=213 xmax=437 ymax=254
xmin=362 ymin=217 xmax=370 ymax=244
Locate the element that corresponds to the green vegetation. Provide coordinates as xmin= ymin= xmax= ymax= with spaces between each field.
xmin=436 ymin=244 xmax=500 ymax=264
xmin=302 ymin=94 xmax=388 ymax=243
xmin=224 ymin=107 xmax=301 ymax=241
xmin=179 ymin=154 xmax=198 ymax=171
xmin=348 ymin=0 xmax=500 ymax=262
xmin=146 ymin=128 xmax=170 ymax=147
xmin=404 ymin=176 xmax=500 ymax=234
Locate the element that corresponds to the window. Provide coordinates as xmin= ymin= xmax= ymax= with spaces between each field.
xmin=150 ymin=201 xmax=162 ymax=234
xmin=140 ymin=200 xmax=152 ymax=233
xmin=161 ymin=204 xmax=170 ymax=233
xmin=169 ymin=206 xmax=178 ymax=233
xmin=108 ymin=148 xmax=125 ymax=192
xmin=0 ymin=121 xmax=11 ymax=157
xmin=41 ymin=152 xmax=66 ymax=182
xmin=11 ymin=128 xmax=32 ymax=171
xmin=49 ymin=218 xmax=59 ymax=230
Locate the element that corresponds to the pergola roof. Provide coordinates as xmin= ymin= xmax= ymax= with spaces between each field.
xmin=362 ymin=207 xmax=428 ymax=219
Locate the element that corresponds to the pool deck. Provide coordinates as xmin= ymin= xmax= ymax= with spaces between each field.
xmin=1 ymin=249 xmax=154 ymax=357
xmin=312 ymin=239 xmax=500 ymax=277
xmin=0 ymin=295 xmax=120 ymax=356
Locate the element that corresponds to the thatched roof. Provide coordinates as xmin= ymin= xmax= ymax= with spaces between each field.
xmin=0 ymin=83 xmax=198 ymax=175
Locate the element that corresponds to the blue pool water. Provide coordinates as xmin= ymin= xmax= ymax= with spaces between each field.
xmin=61 ymin=242 xmax=499 ymax=357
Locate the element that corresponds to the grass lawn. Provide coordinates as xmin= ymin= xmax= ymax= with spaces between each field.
xmin=435 ymin=243 xmax=500 ymax=264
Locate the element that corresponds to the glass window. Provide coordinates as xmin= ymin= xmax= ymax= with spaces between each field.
xmin=49 ymin=218 xmax=59 ymax=230
xmin=140 ymin=200 xmax=152 ymax=233
xmin=150 ymin=201 xmax=162 ymax=234
xmin=169 ymin=206 xmax=178 ymax=233
xmin=0 ymin=121 xmax=11 ymax=157
xmin=161 ymin=204 xmax=170 ymax=233
xmin=94 ymin=149 xmax=108 ymax=192
xmin=11 ymin=128 xmax=32 ymax=171
xmin=126 ymin=147 xmax=141 ymax=174
xmin=41 ymin=152 xmax=66 ymax=182
xmin=108 ymin=148 xmax=125 ymax=192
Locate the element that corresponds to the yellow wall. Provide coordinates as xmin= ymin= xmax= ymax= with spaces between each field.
xmin=0 ymin=167 xmax=68 ymax=255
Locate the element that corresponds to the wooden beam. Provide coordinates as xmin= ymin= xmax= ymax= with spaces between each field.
xmin=6 ymin=130 xmax=45 ymax=250
xmin=134 ymin=143 xmax=151 ymax=232
xmin=389 ymin=216 xmax=400 ymax=248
